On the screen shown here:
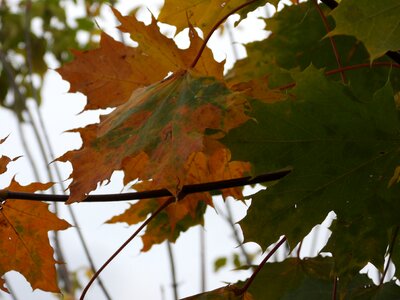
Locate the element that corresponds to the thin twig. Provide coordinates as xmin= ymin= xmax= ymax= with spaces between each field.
xmin=1 ymin=168 xmax=291 ymax=202
xmin=190 ymin=0 xmax=260 ymax=68
xmin=166 ymin=242 xmax=179 ymax=300
xmin=236 ymin=236 xmax=287 ymax=295
xmin=296 ymin=240 xmax=303 ymax=259
xmin=225 ymin=200 xmax=253 ymax=267
xmin=278 ymin=62 xmax=400 ymax=91
xmin=79 ymin=197 xmax=174 ymax=300
xmin=312 ymin=0 xmax=346 ymax=83
xmin=200 ymin=227 xmax=206 ymax=292
xmin=332 ymin=276 xmax=338 ymax=300
xmin=380 ymin=226 xmax=399 ymax=285
xmin=25 ymin=9 xmax=113 ymax=296
xmin=23 ymin=1 xmax=72 ymax=292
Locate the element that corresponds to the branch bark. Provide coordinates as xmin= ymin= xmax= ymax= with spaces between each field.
xmin=0 ymin=168 xmax=292 ymax=203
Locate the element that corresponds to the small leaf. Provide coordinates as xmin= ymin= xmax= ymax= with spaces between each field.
xmin=214 ymin=257 xmax=228 ymax=272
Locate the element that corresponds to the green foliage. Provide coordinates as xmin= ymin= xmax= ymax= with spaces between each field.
xmin=329 ymin=0 xmax=400 ymax=61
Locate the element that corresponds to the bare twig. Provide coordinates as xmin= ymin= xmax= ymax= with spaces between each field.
xmin=225 ymin=199 xmax=253 ymax=267
xmin=236 ymin=236 xmax=287 ymax=295
xmin=23 ymin=1 xmax=72 ymax=292
xmin=166 ymin=242 xmax=179 ymax=300
xmin=79 ymin=197 xmax=174 ymax=300
xmin=332 ymin=276 xmax=338 ymax=300
xmin=380 ymin=226 xmax=399 ymax=285
xmin=200 ymin=227 xmax=206 ymax=292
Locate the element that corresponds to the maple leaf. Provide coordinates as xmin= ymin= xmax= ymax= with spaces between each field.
xmin=223 ymin=66 xmax=400 ymax=279
xmin=107 ymin=140 xmax=251 ymax=251
xmin=57 ymin=8 xmax=223 ymax=111
xmin=158 ymin=0 xmax=279 ymax=36
xmin=227 ymin=1 xmax=400 ymax=104
xmin=329 ymin=0 xmax=400 ymax=61
xmin=0 ymin=179 xmax=70 ymax=293
xmin=60 ymin=70 xmax=250 ymax=203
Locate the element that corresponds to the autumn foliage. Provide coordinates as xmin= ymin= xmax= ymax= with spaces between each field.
xmin=1 ymin=0 xmax=400 ymax=298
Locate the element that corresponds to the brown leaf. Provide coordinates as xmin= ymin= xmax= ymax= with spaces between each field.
xmin=57 ymin=8 xmax=223 ymax=111
xmin=0 ymin=179 xmax=70 ymax=293
xmin=61 ymin=71 xmax=250 ymax=202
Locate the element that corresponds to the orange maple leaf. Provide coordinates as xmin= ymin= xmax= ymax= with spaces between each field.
xmin=57 ymin=8 xmax=252 ymax=248
xmin=0 ymin=137 xmax=71 ymax=293
xmin=60 ymin=70 xmax=250 ymax=203
xmin=57 ymin=8 xmax=223 ymax=111
xmin=0 ymin=179 xmax=70 ymax=293
xmin=107 ymin=140 xmax=250 ymax=251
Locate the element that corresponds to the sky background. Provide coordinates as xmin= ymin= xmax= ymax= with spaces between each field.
xmin=0 ymin=1 xmax=338 ymax=299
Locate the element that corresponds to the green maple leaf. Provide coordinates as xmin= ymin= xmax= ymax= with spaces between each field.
xmin=329 ymin=0 xmax=400 ymax=61
xmin=345 ymin=274 xmax=400 ymax=299
xmin=223 ymin=66 xmax=400 ymax=279
xmin=247 ymin=257 xmax=333 ymax=299
xmin=227 ymin=2 xmax=400 ymax=101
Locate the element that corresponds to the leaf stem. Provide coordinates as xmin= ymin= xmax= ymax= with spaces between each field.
xmin=379 ymin=226 xmax=399 ymax=285
xmin=79 ymin=197 xmax=174 ymax=300
xmin=236 ymin=236 xmax=287 ymax=295
xmin=332 ymin=276 xmax=338 ymax=300
xmin=1 ymin=168 xmax=291 ymax=203
xmin=312 ymin=0 xmax=346 ymax=83
xmin=278 ymin=62 xmax=400 ymax=91
xmin=320 ymin=0 xmax=400 ymax=65
xmin=190 ymin=0 xmax=260 ymax=69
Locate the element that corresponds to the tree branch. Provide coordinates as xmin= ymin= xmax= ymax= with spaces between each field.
xmin=0 ymin=168 xmax=291 ymax=203
xmin=80 ymin=197 xmax=174 ymax=299
xmin=278 ymin=62 xmax=400 ymax=91
xmin=236 ymin=236 xmax=287 ymax=295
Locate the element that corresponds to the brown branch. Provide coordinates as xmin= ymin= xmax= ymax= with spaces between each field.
xmin=236 ymin=236 xmax=287 ymax=295
xmin=190 ymin=0 xmax=260 ymax=69
xmin=0 ymin=168 xmax=291 ymax=203
xmin=332 ymin=276 xmax=338 ymax=300
xmin=278 ymin=62 xmax=400 ymax=91
xmin=80 ymin=197 xmax=174 ymax=300
xmin=380 ymin=226 xmax=399 ymax=285
xmin=312 ymin=0 xmax=346 ymax=83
